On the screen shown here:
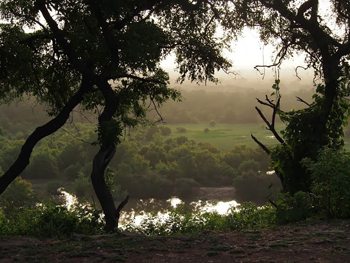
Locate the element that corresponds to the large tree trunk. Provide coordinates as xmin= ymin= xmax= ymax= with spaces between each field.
xmin=0 ymin=78 xmax=92 ymax=195
xmin=91 ymin=145 xmax=118 ymax=231
xmin=91 ymin=144 xmax=128 ymax=231
xmin=91 ymin=80 xmax=128 ymax=232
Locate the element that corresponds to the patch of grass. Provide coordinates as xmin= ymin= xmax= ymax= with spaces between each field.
xmin=165 ymin=123 xmax=283 ymax=150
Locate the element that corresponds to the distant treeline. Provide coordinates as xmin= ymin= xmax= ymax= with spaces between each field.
xmin=0 ymin=89 xmax=314 ymax=138
xmin=147 ymin=89 xmax=314 ymax=124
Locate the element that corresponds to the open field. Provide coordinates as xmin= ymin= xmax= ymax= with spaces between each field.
xmin=164 ymin=123 xmax=283 ymax=150
xmin=163 ymin=123 xmax=350 ymax=151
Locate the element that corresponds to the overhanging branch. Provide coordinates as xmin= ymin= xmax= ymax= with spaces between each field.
xmin=251 ymin=134 xmax=271 ymax=154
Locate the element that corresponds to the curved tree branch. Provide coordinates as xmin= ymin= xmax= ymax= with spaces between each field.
xmin=0 ymin=76 xmax=93 ymax=195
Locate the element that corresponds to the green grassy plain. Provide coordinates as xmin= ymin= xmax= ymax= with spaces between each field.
xmin=163 ymin=123 xmax=350 ymax=151
xmin=164 ymin=123 xmax=283 ymax=150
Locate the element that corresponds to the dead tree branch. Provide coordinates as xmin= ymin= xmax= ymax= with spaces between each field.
xmin=296 ymin=96 xmax=311 ymax=106
xmin=251 ymin=93 xmax=285 ymax=153
xmin=251 ymin=134 xmax=271 ymax=154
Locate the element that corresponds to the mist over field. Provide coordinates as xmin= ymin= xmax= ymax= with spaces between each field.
xmin=0 ymin=80 xmax=315 ymax=134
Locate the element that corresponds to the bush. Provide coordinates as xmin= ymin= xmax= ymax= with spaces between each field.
xmin=0 ymin=203 xmax=102 ymax=237
xmin=33 ymin=204 xmax=102 ymax=237
xmin=24 ymin=153 xmax=59 ymax=179
xmin=0 ymin=177 xmax=36 ymax=212
xmin=159 ymin=126 xmax=171 ymax=136
xmin=303 ymin=148 xmax=350 ymax=218
xmin=176 ymin=127 xmax=187 ymax=133
xmin=228 ymin=203 xmax=275 ymax=230
xmin=0 ymin=208 xmax=6 ymax=233
xmin=233 ymin=171 xmax=281 ymax=203
xmin=144 ymin=126 xmax=160 ymax=141
xmin=72 ymin=173 xmax=93 ymax=199
xmin=46 ymin=181 xmax=62 ymax=195
xmin=274 ymin=191 xmax=314 ymax=224
xmin=174 ymin=177 xmax=200 ymax=198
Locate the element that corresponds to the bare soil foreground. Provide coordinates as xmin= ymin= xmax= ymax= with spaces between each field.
xmin=1 ymin=220 xmax=350 ymax=263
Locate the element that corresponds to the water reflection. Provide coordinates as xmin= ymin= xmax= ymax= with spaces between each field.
xmin=57 ymin=187 xmax=77 ymax=211
xmin=57 ymin=189 xmax=240 ymax=230
xmin=119 ymin=197 xmax=240 ymax=230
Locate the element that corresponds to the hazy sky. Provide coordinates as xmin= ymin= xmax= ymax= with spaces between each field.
xmin=161 ymin=0 xmax=335 ymax=89
xmin=160 ymin=27 xmax=314 ymax=90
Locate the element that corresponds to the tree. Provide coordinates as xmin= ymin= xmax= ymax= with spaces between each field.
xmin=0 ymin=0 xmax=230 ymax=231
xmin=223 ymin=0 xmax=350 ymax=193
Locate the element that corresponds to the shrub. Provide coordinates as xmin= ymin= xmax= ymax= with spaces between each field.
xmin=0 ymin=203 xmax=102 ymax=237
xmin=0 ymin=177 xmax=36 ymax=212
xmin=33 ymin=204 xmax=102 ymax=237
xmin=72 ymin=173 xmax=94 ymax=199
xmin=159 ymin=126 xmax=171 ymax=136
xmin=0 ymin=208 xmax=6 ymax=233
xmin=176 ymin=127 xmax=187 ymax=133
xmin=174 ymin=177 xmax=200 ymax=198
xmin=144 ymin=126 xmax=160 ymax=141
xmin=233 ymin=171 xmax=281 ymax=203
xmin=303 ymin=148 xmax=350 ymax=218
xmin=274 ymin=191 xmax=314 ymax=224
xmin=46 ymin=181 xmax=61 ymax=195
xmin=24 ymin=153 xmax=59 ymax=179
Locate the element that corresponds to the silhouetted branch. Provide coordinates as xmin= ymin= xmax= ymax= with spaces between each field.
xmin=255 ymin=95 xmax=285 ymax=145
xmin=296 ymin=96 xmax=311 ymax=106
xmin=150 ymin=97 xmax=165 ymax=124
xmin=269 ymin=199 xmax=278 ymax=208
xmin=295 ymin=65 xmax=309 ymax=80
xmin=271 ymin=96 xmax=281 ymax=128
xmin=251 ymin=134 xmax=270 ymax=154
xmin=116 ymin=195 xmax=129 ymax=215
xmin=256 ymin=98 xmax=274 ymax=109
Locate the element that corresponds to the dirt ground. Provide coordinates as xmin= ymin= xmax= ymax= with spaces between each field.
xmin=0 ymin=219 xmax=350 ymax=262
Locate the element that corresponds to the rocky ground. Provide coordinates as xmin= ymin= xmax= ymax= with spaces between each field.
xmin=0 ymin=219 xmax=350 ymax=262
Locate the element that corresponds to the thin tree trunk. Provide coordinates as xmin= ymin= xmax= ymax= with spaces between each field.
xmin=0 ymin=78 xmax=92 ymax=195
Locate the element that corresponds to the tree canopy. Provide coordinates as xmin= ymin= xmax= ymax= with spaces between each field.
xmin=218 ymin=0 xmax=350 ymax=193
xmin=1 ymin=0 xmax=350 ymax=231
xmin=0 ymin=0 xmax=230 ymax=230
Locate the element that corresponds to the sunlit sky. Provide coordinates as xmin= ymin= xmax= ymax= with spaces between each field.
xmin=160 ymin=0 xmax=337 ymax=88
xmin=160 ymin=28 xmax=314 ymax=89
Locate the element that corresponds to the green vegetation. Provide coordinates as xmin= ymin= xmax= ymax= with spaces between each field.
xmin=304 ymin=148 xmax=350 ymax=218
xmin=0 ymin=123 xmax=278 ymax=202
xmin=1 ymin=0 xmax=350 ymax=240
xmin=0 ymin=204 xmax=102 ymax=238
xmin=0 ymin=0 xmax=230 ymax=231
xmin=165 ymin=123 xmax=283 ymax=150
xmin=125 ymin=203 xmax=276 ymax=236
